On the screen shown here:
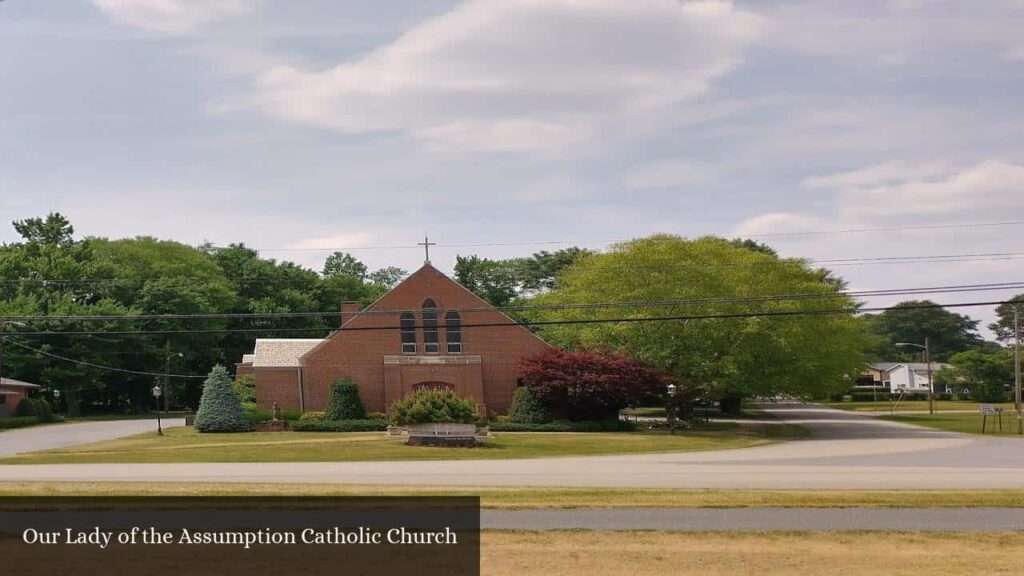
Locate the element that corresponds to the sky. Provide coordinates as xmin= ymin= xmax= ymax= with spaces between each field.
xmin=1 ymin=0 xmax=1022 ymax=335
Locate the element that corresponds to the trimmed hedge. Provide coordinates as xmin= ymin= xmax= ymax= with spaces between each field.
xmin=507 ymin=386 xmax=552 ymax=424
xmin=14 ymin=398 xmax=55 ymax=422
xmin=489 ymin=420 xmax=636 ymax=432
xmin=299 ymin=411 xmax=326 ymax=422
xmin=195 ymin=365 xmax=251 ymax=433
xmin=0 ymin=416 xmax=46 ymax=430
xmin=243 ymin=408 xmax=302 ymax=424
xmin=290 ymin=419 xmax=388 ymax=432
xmin=325 ymin=378 xmax=367 ymax=421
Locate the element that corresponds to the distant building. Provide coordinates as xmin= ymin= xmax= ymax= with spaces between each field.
xmin=237 ymin=263 xmax=552 ymax=414
xmin=0 ymin=377 xmax=41 ymax=417
xmin=860 ymin=362 xmax=951 ymax=394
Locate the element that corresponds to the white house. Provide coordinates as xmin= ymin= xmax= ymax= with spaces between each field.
xmin=883 ymin=363 xmax=950 ymax=394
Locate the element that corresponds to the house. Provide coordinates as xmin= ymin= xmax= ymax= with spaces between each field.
xmin=0 ymin=377 xmax=41 ymax=417
xmin=239 ymin=263 xmax=552 ymax=415
xmin=861 ymin=362 xmax=950 ymax=394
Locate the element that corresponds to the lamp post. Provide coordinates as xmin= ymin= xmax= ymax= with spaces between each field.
xmin=152 ymin=384 xmax=163 ymax=436
xmin=1015 ymin=305 xmax=1022 ymax=435
xmin=666 ymin=383 xmax=678 ymax=435
xmin=896 ymin=339 xmax=933 ymax=415
xmin=52 ymin=389 xmax=60 ymax=415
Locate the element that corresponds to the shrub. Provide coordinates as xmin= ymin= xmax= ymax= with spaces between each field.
xmin=14 ymin=398 xmax=54 ymax=422
xmin=389 ymin=389 xmax=477 ymax=425
xmin=243 ymin=408 xmax=302 ymax=424
xmin=291 ymin=419 xmax=388 ymax=432
xmin=324 ymin=378 xmax=367 ymax=421
xmin=195 ymin=365 xmax=251 ymax=433
xmin=489 ymin=420 xmax=635 ymax=432
xmin=0 ymin=416 xmax=42 ymax=430
xmin=299 ymin=411 xmax=326 ymax=422
xmin=517 ymin=349 xmax=672 ymax=421
xmin=850 ymin=391 xmax=889 ymax=402
xmin=232 ymin=375 xmax=256 ymax=404
xmin=507 ymin=386 xmax=552 ymax=424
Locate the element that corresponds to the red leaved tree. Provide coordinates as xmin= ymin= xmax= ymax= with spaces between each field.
xmin=516 ymin=349 xmax=674 ymax=421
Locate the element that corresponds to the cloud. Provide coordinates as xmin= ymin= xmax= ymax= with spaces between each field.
xmin=88 ymin=0 xmax=256 ymax=34
xmin=239 ymin=0 xmax=762 ymax=152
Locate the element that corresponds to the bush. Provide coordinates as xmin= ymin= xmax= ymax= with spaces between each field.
xmin=232 ymin=375 xmax=256 ymax=404
xmin=0 ymin=416 xmax=42 ymax=430
xmin=324 ymin=378 xmax=367 ymax=421
xmin=507 ymin=386 xmax=552 ymax=424
xmin=242 ymin=408 xmax=302 ymax=424
xmin=195 ymin=365 xmax=251 ymax=433
xmin=291 ymin=419 xmax=388 ymax=432
xmin=14 ymin=398 xmax=55 ymax=422
xmin=850 ymin=391 xmax=889 ymax=402
xmin=299 ymin=411 xmax=326 ymax=422
xmin=389 ymin=389 xmax=477 ymax=425
xmin=489 ymin=420 xmax=636 ymax=432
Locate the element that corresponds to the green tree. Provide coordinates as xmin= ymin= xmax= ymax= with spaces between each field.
xmin=524 ymin=235 xmax=869 ymax=404
xmin=454 ymin=255 xmax=518 ymax=307
xmin=989 ymin=296 xmax=1024 ymax=344
xmin=865 ymin=301 xmax=984 ymax=362
xmin=324 ymin=378 xmax=367 ymax=420
xmin=322 ymin=252 xmax=368 ymax=279
xmin=936 ymin=349 xmax=1014 ymax=402
xmin=367 ymin=266 xmax=407 ymax=290
xmin=194 ymin=365 xmax=249 ymax=433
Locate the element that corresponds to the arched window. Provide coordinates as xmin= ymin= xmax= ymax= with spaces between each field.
xmin=445 ymin=310 xmax=462 ymax=354
xmin=400 ymin=312 xmax=416 ymax=354
xmin=422 ymin=299 xmax=439 ymax=354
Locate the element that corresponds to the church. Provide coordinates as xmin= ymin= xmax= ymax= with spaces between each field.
xmin=235 ymin=262 xmax=552 ymax=415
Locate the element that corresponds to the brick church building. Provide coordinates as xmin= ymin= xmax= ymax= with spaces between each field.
xmin=236 ymin=263 xmax=552 ymax=415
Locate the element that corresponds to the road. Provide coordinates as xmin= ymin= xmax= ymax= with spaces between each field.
xmin=1 ymin=406 xmax=1024 ymax=489
xmin=0 ymin=418 xmax=184 ymax=457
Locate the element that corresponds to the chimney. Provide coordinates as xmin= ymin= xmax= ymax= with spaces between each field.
xmin=340 ymin=301 xmax=360 ymax=326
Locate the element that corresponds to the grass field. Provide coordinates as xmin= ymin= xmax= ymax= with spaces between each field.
xmin=823 ymin=400 xmax=1016 ymax=413
xmin=0 ymin=423 xmax=786 ymax=464
xmin=882 ymin=412 xmax=1024 ymax=436
xmin=3 ymin=482 xmax=1023 ymax=509
xmin=481 ymin=532 xmax=1024 ymax=576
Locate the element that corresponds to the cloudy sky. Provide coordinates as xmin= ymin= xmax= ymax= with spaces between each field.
xmin=1 ymin=0 xmax=1022 ymax=332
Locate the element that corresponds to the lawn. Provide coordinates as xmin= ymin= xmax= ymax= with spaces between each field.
xmin=2 ymin=482 xmax=1023 ymax=509
xmin=482 ymin=532 xmax=1024 ymax=576
xmin=882 ymin=412 xmax=1024 ymax=436
xmin=0 ymin=423 xmax=785 ymax=464
xmin=823 ymin=400 xmax=1016 ymax=413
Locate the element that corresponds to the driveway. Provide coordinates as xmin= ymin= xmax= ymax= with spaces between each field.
xmin=1 ymin=406 xmax=1023 ymax=489
xmin=0 ymin=418 xmax=184 ymax=457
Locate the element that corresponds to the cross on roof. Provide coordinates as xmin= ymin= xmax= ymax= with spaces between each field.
xmin=418 ymin=234 xmax=436 ymax=263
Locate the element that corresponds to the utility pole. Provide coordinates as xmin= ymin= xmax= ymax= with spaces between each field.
xmin=925 ymin=336 xmax=934 ymax=415
xmin=164 ymin=340 xmax=171 ymax=413
xmin=1015 ymin=305 xmax=1022 ymax=435
xmin=0 ymin=320 xmax=6 ymax=409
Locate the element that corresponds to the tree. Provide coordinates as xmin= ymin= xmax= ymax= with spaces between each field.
xmin=194 ymin=365 xmax=249 ymax=432
xmin=524 ymin=235 xmax=870 ymax=405
xmin=13 ymin=212 xmax=75 ymax=247
xmin=865 ymin=301 xmax=984 ymax=362
xmin=989 ymin=296 xmax=1024 ymax=344
xmin=367 ymin=266 xmax=407 ymax=290
xmin=454 ymin=255 xmax=518 ymax=307
xmin=322 ymin=252 xmax=368 ymax=280
xmin=517 ymin=349 xmax=672 ymax=421
xmin=936 ymin=349 xmax=1014 ymax=402
xmin=324 ymin=378 xmax=367 ymax=420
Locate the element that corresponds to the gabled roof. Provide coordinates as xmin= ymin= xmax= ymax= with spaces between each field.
xmin=240 ymin=354 xmax=255 ymax=364
xmin=867 ymin=362 xmax=901 ymax=372
xmin=252 ymin=339 xmax=323 ymax=368
xmin=0 ymin=377 xmax=40 ymax=389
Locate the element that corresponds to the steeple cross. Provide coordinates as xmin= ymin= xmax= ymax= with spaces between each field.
xmin=418 ymin=234 xmax=436 ymax=263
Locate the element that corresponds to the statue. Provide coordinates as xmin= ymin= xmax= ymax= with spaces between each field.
xmin=272 ymin=402 xmax=281 ymax=421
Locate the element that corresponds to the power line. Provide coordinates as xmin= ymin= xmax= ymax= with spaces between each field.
xmin=3 ymin=299 xmax=1012 ymax=337
xmin=1 ymin=281 xmax=1022 ymax=323
xmin=5 ymin=340 xmax=206 ymax=379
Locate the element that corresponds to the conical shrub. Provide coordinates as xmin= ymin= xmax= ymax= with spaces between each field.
xmin=194 ymin=365 xmax=250 ymax=433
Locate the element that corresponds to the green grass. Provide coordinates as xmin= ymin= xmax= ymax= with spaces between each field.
xmin=0 ymin=423 xmax=785 ymax=464
xmin=882 ymin=411 xmax=1024 ymax=436
xmin=823 ymin=400 xmax=1016 ymax=413
xmin=0 ymin=483 xmax=1022 ymax=509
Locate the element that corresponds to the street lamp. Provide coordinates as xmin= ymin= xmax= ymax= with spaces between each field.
xmin=666 ymin=383 xmax=678 ymax=435
xmin=895 ymin=338 xmax=933 ymax=415
xmin=151 ymin=384 xmax=163 ymax=436
xmin=52 ymin=389 xmax=60 ymax=414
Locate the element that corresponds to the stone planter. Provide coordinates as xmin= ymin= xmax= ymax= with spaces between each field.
xmin=386 ymin=425 xmax=405 ymax=436
xmin=406 ymin=422 xmax=478 ymax=447
xmin=256 ymin=420 xmax=290 ymax=432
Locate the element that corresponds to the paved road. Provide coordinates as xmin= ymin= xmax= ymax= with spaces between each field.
xmin=1 ymin=406 xmax=1024 ymax=488
xmin=0 ymin=419 xmax=184 ymax=457
xmin=481 ymin=508 xmax=1024 ymax=531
